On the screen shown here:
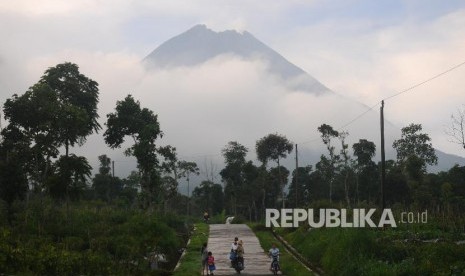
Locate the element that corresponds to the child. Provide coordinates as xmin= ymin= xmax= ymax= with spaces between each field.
xmin=207 ymin=251 xmax=216 ymax=275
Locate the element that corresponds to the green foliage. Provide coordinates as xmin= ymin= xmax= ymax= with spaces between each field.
xmin=0 ymin=199 xmax=186 ymax=275
xmin=281 ymin=225 xmax=465 ymax=276
xmin=255 ymin=133 xmax=293 ymax=166
xmin=393 ymin=123 xmax=438 ymax=171
xmin=191 ymin=181 xmax=224 ymax=216
xmin=104 ymin=95 xmax=164 ymax=208
xmin=173 ymin=223 xmax=208 ymax=276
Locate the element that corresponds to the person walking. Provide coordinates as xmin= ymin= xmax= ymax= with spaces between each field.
xmin=200 ymin=242 xmax=208 ymax=275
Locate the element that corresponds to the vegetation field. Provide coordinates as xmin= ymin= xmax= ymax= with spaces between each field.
xmin=0 ymin=198 xmax=189 ymax=275
xmin=275 ymin=221 xmax=465 ymax=276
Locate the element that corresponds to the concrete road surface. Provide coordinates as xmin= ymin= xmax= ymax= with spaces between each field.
xmin=205 ymin=224 xmax=282 ymax=275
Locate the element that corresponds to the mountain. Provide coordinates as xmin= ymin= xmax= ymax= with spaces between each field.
xmin=142 ymin=24 xmax=465 ymax=174
xmin=144 ymin=24 xmax=330 ymax=95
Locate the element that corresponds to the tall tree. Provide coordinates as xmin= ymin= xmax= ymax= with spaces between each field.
xmin=192 ymin=180 xmax=224 ymax=216
xmin=256 ymin=133 xmax=293 ymax=208
xmin=287 ymin=166 xmax=312 ymax=208
xmin=352 ymin=139 xmax=376 ymax=204
xmin=104 ymin=95 xmax=163 ymax=207
xmin=40 ymin=62 xmax=101 ymax=156
xmin=222 ymin=141 xmax=248 ymax=165
xmin=177 ymin=161 xmax=199 ymax=216
xmin=2 ymin=83 xmax=60 ymax=191
xmin=220 ymin=141 xmax=248 ymax=215
xmin=338 ymin=131 xmax=352 ymax=207
xmin=393 ymin=123 xmax=437 ymax=175
xmin=2 ymin=62 xmax=100 ymax=196
xmin=317 ymin=124 xmax=340 ymax=203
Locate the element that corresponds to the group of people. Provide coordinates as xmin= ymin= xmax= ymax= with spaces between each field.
xmin=230 ymin=237 xmax=245 ymax=271
xmin=200 ymin=236 xmax=280 ymax=275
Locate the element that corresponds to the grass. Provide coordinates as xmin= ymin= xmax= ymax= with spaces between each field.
xmin=249 ymin=223 xmax=314 ymax=276
xmin=172 ymin=223 xmax=209 ymax=276
xmin=276 ymin=226 xmax=465 ymax=276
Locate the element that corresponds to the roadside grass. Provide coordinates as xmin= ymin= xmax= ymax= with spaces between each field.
xmin=276 ymin=226 xmax=465 ymax=276
xmin=173 ymin=223 xmax=209 ymax=276
xmin=249 ymin=223 xmax=314 ymax=276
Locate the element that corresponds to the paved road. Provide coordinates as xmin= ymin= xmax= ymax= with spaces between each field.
xmin=205 ymin=224 xmax=281 ymax=275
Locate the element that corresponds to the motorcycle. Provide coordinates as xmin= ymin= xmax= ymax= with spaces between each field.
xmin=230 ymin=251 xmax=244 ymax=274
xmin=270 ymin=255 xmax=280 ymax=275
xmin=233 ymin=256 xmax=244 ymax=274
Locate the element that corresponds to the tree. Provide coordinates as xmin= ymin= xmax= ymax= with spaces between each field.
xmin=104 ymin=95 xmax=163 ymax=207
xmin=393 ymin=123 xmax=437 ymax=175
xmin=317 ymin=124 xmax=340 ymax=203
xmin=0 ymin=153 xmax=28 ymax=207
xmin=2 ymin=83 xmax=61 ymax=191
xmin=287 ymin=166 xmax=312 ymax=208
xmin=192 ymin=180 xmax=224 ymax=216
xmin=177 ymin=161 xmax=199 ymax=216
xmin=222 ymin=141 xmax=248 ymax=165
xmin=338 ymin=131 xmax=352 ymax=207
xmin=40 ymin=62 xmax=100 ymax=156
xmin=256 ymin=133 xmax=293 ymax=208
xmin=92 ymin=155 xmax=122 ymax=202
xmin=241 ymin=161 xmax=262 ymax=221
xmin=158 ymin=145 xmax=179 ymax=181
xmin=2 ymin=62 xmax=100 ymax=196
xmin=47 ymin=154 xmax=91 ymax=201
xmin=220 ymin=141 xmax=248 ymax=215
xmin=353 ymin=139 xmax=376 ymax=204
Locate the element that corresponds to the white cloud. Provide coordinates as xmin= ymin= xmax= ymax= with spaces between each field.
xmin=1 ymin=0 xmax=465 ymax=180
xmin=273 ymin=8 xmax=465 ymax=156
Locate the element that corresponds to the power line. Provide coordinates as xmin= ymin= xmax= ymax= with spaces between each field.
xmin=336 ymin=102 xmax=381 ymax=131
xmin=383 ymin=60 xmax=465 ymax=101
xmin=297 ymin=59 xmax=465 ymax=145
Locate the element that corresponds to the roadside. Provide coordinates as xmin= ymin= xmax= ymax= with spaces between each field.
xmin=173 ymin=223 xmax=209 ymax=276
xmin=249 ymin=223 xmax=315 ymax=276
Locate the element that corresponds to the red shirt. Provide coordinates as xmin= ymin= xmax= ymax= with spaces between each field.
xmin=207 ymin=256 xmax=215 ymax=265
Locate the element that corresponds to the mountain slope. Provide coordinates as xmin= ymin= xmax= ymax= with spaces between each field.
xmin=144 ymin=24 xmax=330 ymax=95
xmin=141 ymin=24 xmax=465 ymax=173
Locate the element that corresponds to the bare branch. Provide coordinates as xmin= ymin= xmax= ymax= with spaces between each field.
xmin=445 ymin=105 xmax=465 ymax=149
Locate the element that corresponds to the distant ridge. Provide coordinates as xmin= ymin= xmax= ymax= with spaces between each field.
xmin=143 ymin=24 xmax=330 ymax=95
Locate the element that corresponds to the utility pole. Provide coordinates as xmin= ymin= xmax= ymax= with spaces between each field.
xmin=187 ymin=173 xmax=190 ymax=216
xmin=295 ymin=144 xmax=299 ymax=207
xmin=380 ymin=100 xmax=386 ymax=210
xmin=112 ymin=161 xmax=115 ymax=177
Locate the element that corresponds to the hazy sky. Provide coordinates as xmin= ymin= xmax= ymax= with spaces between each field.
xmin=1 ymin=0 xmax=465 ymax=179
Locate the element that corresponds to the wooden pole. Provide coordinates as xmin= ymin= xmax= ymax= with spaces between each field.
xmin=380 ymin=100 xmax=386 ymax=210
xmin=295 ymin=144 xmax=299 ymax=207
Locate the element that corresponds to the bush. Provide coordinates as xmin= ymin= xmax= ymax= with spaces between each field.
xmin=0 ymin=198 xmax=186 ymax=274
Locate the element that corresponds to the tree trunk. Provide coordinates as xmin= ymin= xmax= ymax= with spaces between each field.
xmin=278 ymin=158 xmax=284 ymax=209
xmin=65 ymin=139 xmax=69 ymax=157
xmin=187 ymin=176 xmax=190 ymax=216
xmin=344 ymin=169 xmax=350 ymax=208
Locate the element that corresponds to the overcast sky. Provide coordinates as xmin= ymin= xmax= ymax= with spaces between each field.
xmin=1 ymin=0 xmax=465 ymax=179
